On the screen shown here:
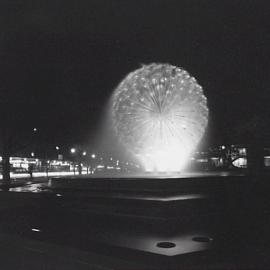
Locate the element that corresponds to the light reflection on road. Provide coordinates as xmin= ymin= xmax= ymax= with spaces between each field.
xmin=9 ymin=183 xmax=48 ymax=193
xmin=0 ymin=171 xmax=88 ymax=180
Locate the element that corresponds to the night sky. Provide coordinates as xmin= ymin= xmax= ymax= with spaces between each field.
xmin=1 ymin=0 xmax=270 ymax=153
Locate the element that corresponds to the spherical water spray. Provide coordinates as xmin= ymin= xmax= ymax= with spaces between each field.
xmin=111 ymin=63 xmax=208 ymax=172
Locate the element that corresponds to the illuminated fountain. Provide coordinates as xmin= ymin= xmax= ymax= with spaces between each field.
xmin=48 ymin=64 xmax=251 ymax=263
xmin=50 ymin=64 xmax=246 ymax=261
xmin=111 ymin=63 xmax=209 ymax=172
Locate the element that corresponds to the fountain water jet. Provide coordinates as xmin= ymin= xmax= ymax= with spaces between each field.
xmin=111 ymin=63 xmax=208 ymax=172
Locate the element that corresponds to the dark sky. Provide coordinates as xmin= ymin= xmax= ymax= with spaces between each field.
xmin=1 ymin=0 xmax=270 ymax=151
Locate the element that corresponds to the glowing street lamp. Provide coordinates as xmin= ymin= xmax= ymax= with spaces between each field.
xmin=55 ymin=146 xmax=60 ymax=151
xmin=89 ymin=153 xmax=96 ymax=174
xmin=70 ymin=148 xmax=76 ymax=175
xmin=31 ymin=152 xmax=35 ymax=157
xmin=70 ymin=147 xmax=88 ymax=175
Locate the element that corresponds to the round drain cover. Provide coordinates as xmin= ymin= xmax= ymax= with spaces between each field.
xmin=192 ymin=236 xmax=213 ymax=243
xmin=156 ymin=242 xmax=176 ymax=248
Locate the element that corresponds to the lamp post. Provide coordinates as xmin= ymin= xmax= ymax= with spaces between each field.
xmin=70 ymin=147 xmax=86 ymax=175
xmin=83 ymin=151 xmax=87 ymax=174
xmin=87 ymin=153 xmax=96 ymax=174
xmin=70 ymin=148 xmax=77 ymax=175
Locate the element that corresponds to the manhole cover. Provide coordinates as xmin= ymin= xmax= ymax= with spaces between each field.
xmin=192 ymin=236 xmax=213 ymax=243
xmin=156 ymin=242 xmax=176 ymax=248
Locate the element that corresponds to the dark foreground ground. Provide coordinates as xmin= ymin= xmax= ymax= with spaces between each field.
xmin=0 ymin=172 xmax=270 ymax=269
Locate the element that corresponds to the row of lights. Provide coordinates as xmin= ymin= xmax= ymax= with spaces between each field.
xmin=32 ymin=127 xmax=133 ymax=166
xmin=70 ymin=148 xmax=95 ymax=158
xmin=33 ymin=127 xmax=96 ymax=159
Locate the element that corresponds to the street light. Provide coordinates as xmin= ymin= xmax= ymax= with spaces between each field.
xmin=70 ymin=148 xmax=76 ymax=175
xmin=33 ymin=128 xmax=37 ymax=132
xmin=89 ymin=153 xmax=96 ymax=174
xmin=82 ymin=151 xmax=87 ymax=156
xmin=55 ymin=146 xmax=60 ymax=151
xmin=31 ymin=152 xmax=35 ymax=157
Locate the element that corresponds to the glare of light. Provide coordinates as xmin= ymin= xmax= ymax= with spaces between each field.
xmin=82 ymin=151 xmax=87 ymax=156
xmin=221 ymin=145 xmax=226 ymax=150
xmin=97 ymin=165 xmax=104 ymax=169
xmin=138 ymin=144 xmax=190 ymax=172
xmin=3 ymin=171 xmax=82 ymax=181
xmin=56 ymin=193 xmax=62 ymax=197
xmin=70 ymin=148 xmax=76 ymax=154
xmin=31 ymin=228 xmax=41 ymax=232
xmin=55 ymin=146 xmax=60 ymax=150
xmin=91 ymin=154 xmax=96 ymax=159
xmin=238 ymin=148 xmax=247 ymax=156
xmin=111 ymin=63 xmax=209 ymax=172
xmin=33 ymin=128 xmax=37 ymax=132
xmin=31 ymin=152 xmax=35 ymax=157
xmin=110 ymin=157 xmax=113 ymax=161
xmin=232 ymin=157 xmax=247 ymax=168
